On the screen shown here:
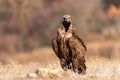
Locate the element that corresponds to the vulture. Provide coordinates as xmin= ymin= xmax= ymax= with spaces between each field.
xmin=52 ymin=15 xmax=87 ymax=74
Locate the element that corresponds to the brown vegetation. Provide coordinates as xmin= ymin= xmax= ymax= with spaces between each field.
xmin=0 ymin=0 xmax=119 ymax=54
xmin=0 ymin=46 xmax=120 ymax=80
xmin=0 ymin=0 xmax=120 ymax=79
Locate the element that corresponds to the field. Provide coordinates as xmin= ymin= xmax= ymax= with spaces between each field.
xmin=0 ymin=41 xmax=120 ymax=80
xmin=0 ymin=0 xmax=119 ymax=80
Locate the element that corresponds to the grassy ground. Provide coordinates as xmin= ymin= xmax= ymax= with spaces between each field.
xmin=0 ymin=41 xmax=120 ymax=80
xmin=0 ymin=57 xmax=120 ymax=80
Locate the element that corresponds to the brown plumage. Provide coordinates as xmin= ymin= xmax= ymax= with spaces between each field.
xmin=52 ymin=15 xmax=87 ymax=74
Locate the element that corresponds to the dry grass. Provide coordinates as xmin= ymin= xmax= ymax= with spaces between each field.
xmin=0 ymin=41 xmax=120 ymax=80
xmin=0 ymin=57 xmax=120 ymax=80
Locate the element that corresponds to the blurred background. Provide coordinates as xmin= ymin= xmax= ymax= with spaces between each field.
xmin=0 ymin=0 xmax=120 ymax=64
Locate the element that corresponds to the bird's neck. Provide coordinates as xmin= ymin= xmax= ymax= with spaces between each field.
xmin=63 ymin=23 xmax=71 ymax=32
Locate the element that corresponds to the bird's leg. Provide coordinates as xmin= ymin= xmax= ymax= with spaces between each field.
xmin=60 ymin=58 xmax=68 ymax=71
xmin=78 ymin=59 xmax=86 ymax=74
xmin=68 ymin=62 xmax=73 ymax=70
xmin=72 ymin=58 xmax=79 ymax=73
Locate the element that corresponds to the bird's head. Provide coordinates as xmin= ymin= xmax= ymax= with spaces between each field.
xmin=62 ymin=15 xmax=72 ymax=32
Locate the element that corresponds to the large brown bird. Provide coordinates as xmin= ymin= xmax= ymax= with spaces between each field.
xmin=52 ymin=15 xmax=87 ymax=74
